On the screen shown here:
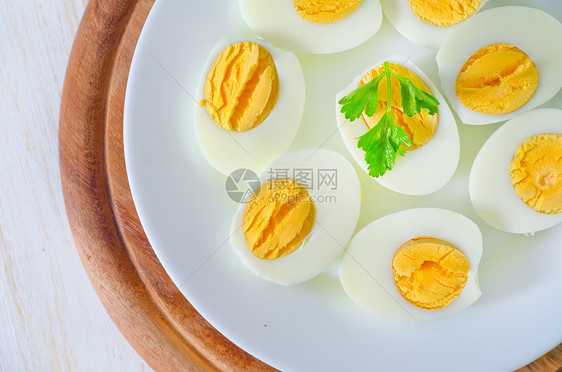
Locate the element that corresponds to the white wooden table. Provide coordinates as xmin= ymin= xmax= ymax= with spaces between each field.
xmin=0 ymin=1 xmax=150 ymax=370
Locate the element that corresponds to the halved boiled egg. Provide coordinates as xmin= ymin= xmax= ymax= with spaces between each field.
xmin=381 ymin=0 xmax=489 ymax=49
xmin=340 ymin=208 xmax=483 ymax=322
xmin=437 ymin=6 xmax=562 ymax=125
xmin=195 ymin=39 xmax=305 ymax=175
xmin=230 ymin=149 xmax=361 ymax=285
xmin=470 ymin=109 xmax=562 ymax=234
xmin=239 ymin=0 xmax=382 ymax=54
xmin=335 ymin=56 xmax=459 ymax=195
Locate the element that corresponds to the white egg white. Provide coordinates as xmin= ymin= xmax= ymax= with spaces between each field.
xmin=470 ymin=109 xmax=562 ymax=234
xmin=340 ymin=208 xmax=483 ymax=322
xmin=335 ymin=56 xmax=459 ymax=195
xmin=194 ymin=39 xmax=305 ymax=175
xmin=230 ymin=149 xmax=361 ymax=286
xmin=437 ymin=6 xmax=562 ymax=125
xmin=381 ymin=0 xmax=489 ymax=49
xmin=239 ymin=0 xmax=382 ymax=54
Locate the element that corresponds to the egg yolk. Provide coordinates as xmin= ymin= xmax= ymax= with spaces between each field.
xmin=201 ymin=41 xmax=279 ymax=132
xmin=392 ymin=237 xmax=470 ymax=310
xmin=408 ymin=0 xmax=482 ymax=27
xmin=455 ymin=44 xmax=539 ymax=115
xmin=510 ymin=134 xmax=562 ymax=215
xmin=243 ymin=179 xmax=316 ymax=260
xmin=293 ymin=0 xmax=361 ymax=24
xmin=360 ymin=63 xmax=439 ymax=151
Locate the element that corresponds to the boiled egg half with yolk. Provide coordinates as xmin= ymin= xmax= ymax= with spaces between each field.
xmin=437 ymin=6 xmax=562 ymax=125
xmin=239 ymin=0 xmax=382 ymax=54
xmin=230 ymin=149 xmax=361 ymax=286
xmin=340 ymin=208 xmax=483 ymax=322
xmin=470 ymin=109 xmax=562 ymax=234
xmin=381 ymin=0 xmax=489 ymax=49
xmin=195 ymin=39 xmax=305 ymax=175
xmin=336 ymin=56 xmax=459 ymax=195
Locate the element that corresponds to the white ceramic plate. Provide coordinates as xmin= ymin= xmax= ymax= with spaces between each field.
xmin=124 ymin=1 xmax=562 ymax=370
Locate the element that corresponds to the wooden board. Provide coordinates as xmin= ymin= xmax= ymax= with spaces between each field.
xmin=58 ymin=0 xmax=561 ymax=370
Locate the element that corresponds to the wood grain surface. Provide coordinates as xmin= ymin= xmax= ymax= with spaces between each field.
xmin=58 ymin=0 xmax=561 ymax=371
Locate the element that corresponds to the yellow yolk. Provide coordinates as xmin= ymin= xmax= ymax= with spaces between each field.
xmin=392 ymin=237 xmax=470 ymax=310
xmin=293 ymin=0 xmax=361 ymax=24
xmin=202 ymin=41 xmax=279 ymax=132
xmin=243 ymin=179 xmax=316 ymax=260
xmin=455 ymin=44 xmax=539 ymax=115
xmin=510 ymin=134 xmax=562 ymax=215
xmin=408 ymin=0 xmax=482 ymax=27
xmin=360 ymin=63 xmax=438 ymax=151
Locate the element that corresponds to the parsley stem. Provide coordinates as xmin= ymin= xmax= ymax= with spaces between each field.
xmin=384 ymin=61 xmax=391 ymax=115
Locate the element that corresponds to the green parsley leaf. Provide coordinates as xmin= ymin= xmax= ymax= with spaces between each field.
xmin=338 ymin=74 xmax=385 ymax=121
xmin=357 ymin=111 xmax=412 ymax=178
xmin=391 ymin=72 xmax=439 ymax=117
xmin=339 ymin=61 xmax=439 ymax=177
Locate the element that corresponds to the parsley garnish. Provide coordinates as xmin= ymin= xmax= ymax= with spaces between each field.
xmin=338 ymin=61 xmax=439 ymax=178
